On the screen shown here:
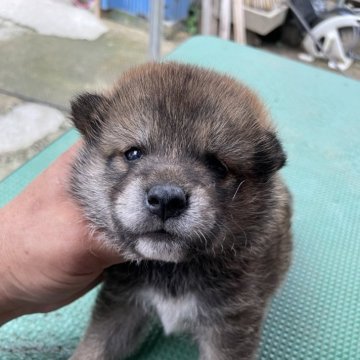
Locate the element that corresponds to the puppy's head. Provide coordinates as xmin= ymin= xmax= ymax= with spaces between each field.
xmin=71 ymin=63 xmax=285 ymax=262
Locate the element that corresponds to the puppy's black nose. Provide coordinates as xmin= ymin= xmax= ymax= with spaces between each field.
xmin=146 ymin=184 xmax=187 ymax=221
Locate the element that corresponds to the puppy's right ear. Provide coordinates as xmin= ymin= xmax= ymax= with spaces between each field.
xmin=70 ymin=93 xmax=109 ymax=143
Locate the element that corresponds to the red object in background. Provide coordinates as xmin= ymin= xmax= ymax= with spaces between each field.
xmin=72 ymin=0 xmax=95 ymax=10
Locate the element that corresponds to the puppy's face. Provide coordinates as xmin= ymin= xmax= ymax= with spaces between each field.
xmin=71 ymin=63 xmax=285 ymax=262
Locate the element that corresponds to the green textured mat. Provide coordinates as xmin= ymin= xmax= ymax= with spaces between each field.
xmin=1 ymin=36 xmax=359 ymax=359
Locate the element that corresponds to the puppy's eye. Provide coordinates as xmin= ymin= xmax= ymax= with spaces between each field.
xmin=124 ymin=147 xmax=143 ymax=161
xmin=204 ymin=153 xmax=228 ymax=178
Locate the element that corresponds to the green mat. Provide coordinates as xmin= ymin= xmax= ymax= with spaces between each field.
xmin=1 ymin=36 xmax=359 ymax=359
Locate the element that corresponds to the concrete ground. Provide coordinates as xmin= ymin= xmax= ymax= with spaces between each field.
xmin=0 ymin=7 xmax=359 ymax=181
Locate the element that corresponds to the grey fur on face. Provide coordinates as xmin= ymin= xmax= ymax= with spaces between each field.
xmin=70 ymin=62 xmax=292 ymax=360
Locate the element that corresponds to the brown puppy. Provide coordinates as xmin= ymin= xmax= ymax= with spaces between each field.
xmin=70 ymin=62 xmax=292 ymax=360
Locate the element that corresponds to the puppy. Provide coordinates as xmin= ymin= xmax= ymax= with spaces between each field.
xmin=69 ymin=62 xmax=292 ymax=360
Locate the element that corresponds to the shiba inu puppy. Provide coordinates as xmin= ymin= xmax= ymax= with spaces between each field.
xmin=70 ymin=62 xmax=292 ymax=360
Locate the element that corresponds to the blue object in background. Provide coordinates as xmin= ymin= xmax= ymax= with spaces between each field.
xmin=101 ymin=0 xmax=192 ymax=22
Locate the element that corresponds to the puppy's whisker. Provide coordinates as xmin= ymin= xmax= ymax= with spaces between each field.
xmin=232 ymin=180 xmax=245 ymax=201
xmin=198 ymin=229 xmax=209 ymax=248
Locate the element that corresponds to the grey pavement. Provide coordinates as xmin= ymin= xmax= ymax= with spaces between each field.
xmin=0 ymin=14 xmax=182 ymax=181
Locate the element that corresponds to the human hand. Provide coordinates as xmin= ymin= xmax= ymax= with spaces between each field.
xmin=0 ymin=143 xmax=123 ymax=325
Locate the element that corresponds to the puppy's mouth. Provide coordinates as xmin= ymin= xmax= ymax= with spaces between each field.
xmin=144 ymin=229 xmax=174 ymax=240
xmin=134 ymin=229 xmax=184 ymax=262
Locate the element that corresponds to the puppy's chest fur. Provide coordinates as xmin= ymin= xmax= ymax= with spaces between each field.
xmin=142 ymin=289 xmax=199 ymax=334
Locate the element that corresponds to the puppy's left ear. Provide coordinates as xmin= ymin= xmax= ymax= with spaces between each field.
xmin=70 ymin=92 xmax=109 ymax=144
xmin=252 ymin=131 xmax=286 ymax=180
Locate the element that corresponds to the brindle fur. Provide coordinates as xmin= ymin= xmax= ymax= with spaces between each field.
xmin=69 ymin=63 xmax=292 ymax=360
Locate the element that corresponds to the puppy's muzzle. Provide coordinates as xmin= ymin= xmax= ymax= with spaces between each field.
xmin=146 ymin=184 xmax=188 ymax=221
